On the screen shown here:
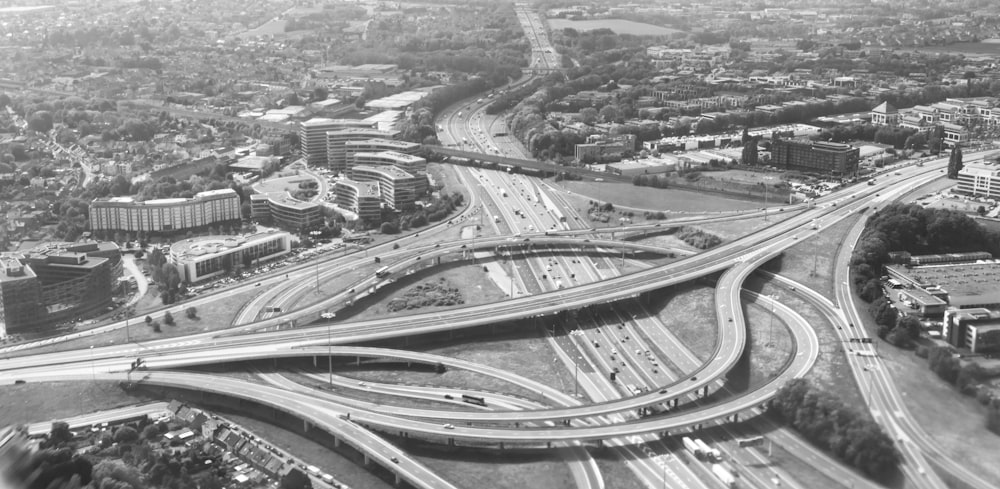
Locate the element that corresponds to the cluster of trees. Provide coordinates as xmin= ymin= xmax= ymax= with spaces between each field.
xmin=814 ymin=122 xmax=923 ymax=150
xmin=867 ymin=299 xmax=923 ymax=346
xmin=947 ymin=147 xmax=965 ymax=178
xmin=674 ymin=226 xmax=721 ymax=249
xmin=632 ymin=174 xmax=670 ymax=189
xmin=379 ymin=192 xmax=465 ymax=234
xmin=770 ymin=378 xmax=900 ymax=478
xmin=851 ymin=203 xmax=1000 ymax=305
xmin=146 ymin=248 xmax=185 ymax=305
xmin=914 ymin=345 xmax=1000 ymax=434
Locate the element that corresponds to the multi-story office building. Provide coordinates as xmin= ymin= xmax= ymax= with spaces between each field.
xmin=574 ymin=134 xmax=637 ymax=162
xmin=957 ymin=162 xmax=1000 ymax=199
xmin=942 ymin=308 xmax=1000 ymax=354
xmin=249 ymin=193 xmax=322 ymax=230
xmin=326 ymin=128 xmax=398 ymax=172
xmin=168 ymin=232 xmax=292 ymax=283
xmin=332 ymin=179 xmax=382 ymax=222
xmin=90 ymin=189 xmax=241 ymax=235
xmin=770 ymin=139 xmax=859 ymax=175
xmin=0 ymin=241 xmax=120 ymax=332
xmin=350 ymin=165 xmax=419 ymax=210
xmin=344 ymin=138 xmax=420 ymax=166
xmin=299 ymin=118 xmax=378 ymax=167
xmin=350 ymin=151 xmax=428 ymax=194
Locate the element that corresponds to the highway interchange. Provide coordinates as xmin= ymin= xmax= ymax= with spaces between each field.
xmin=3 ymin=16 xmax=998 ymax=488
xmin=3 ymin=141 xmax=993 ymax=489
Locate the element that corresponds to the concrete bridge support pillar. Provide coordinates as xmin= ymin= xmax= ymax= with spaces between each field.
xmin=303 ymin=420 xmax=309 ymax=432
xmin=395 ymin=473 xmax=402 ymax=486
xmin=703 ymin=386 xmax=709 ymax=397
xmin=363 ymin=454 xmax=370 ymax=466
xmin=312 ymin=356 xmax=317 ymax=367
xmin=334 ymin=436 xmax=341 ymax=448
xmin=357 ymin=356 xmax=361 ymax=366
xmin=500 ymin=442 xmax=504 ymax=450
xmin=733 ymin=413 xmax=739 ymax=423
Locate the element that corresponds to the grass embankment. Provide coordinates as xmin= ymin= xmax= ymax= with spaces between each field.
xmin=0 ymin=381 xmax=154 ymax=426
xmin=650 ymin=284 xmax=718 ymax=363
xmin=343 ymin=265 xmax=508 ymax=322
xmin=552 ymin=180 xmax=766 ymax=214
xmin=744 ymin=302 xmax=793 ymax=388
xmin=760 ymin=213 xmax=857 ymax=299
xmin=12 ymin=288 xmax=264 ymax=357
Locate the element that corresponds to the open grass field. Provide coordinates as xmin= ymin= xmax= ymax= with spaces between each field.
xmin=344 ymin=263 xmax=508 ymax=323
xmin=744 ymin=302 xmax=793 ymax=388
xmin=746 ymin=276 xmax=866 ymax=410
xmin=694 ymin=212 xmax=794 ymax=242
xmin=761 ymin=212 xmax=858 ymax=300
xmin=548 ymin=18 xmax=684 ymax=36
xmin=651 ymin=283 xmax=718 ymax=362
xmin=0 ymin=381 xmax=153 ymax=426
xmin=330 ymin=355 xmax=545 ymax=403
xmin=420 ymin=328 xmax=578 ymax=398
xmin=11 ymin=287 xmax=264 ymax=357
xmin=552 ymin=180 xmax=766 ymax=214
xmin=412 ymin=448 xmax=573 ymax=489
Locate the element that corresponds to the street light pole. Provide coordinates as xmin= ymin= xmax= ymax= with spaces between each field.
xmin=575 ymin=361 xmax=579 ymax=398
xmin=768 ymin=294 xmax=776 ymax=347
xmin=328 ymin=322 xmax=332 ymax=386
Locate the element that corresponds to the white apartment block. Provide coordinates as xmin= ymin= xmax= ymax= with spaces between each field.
xmin=90 ymin=189 xmax=241 ymax=234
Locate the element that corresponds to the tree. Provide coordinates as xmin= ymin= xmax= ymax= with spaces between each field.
xmin=113 ymin=426 xmax=139 ymax=444
xmin=311 ymin=86 xmax=329 ymax=102
xmin=279 ymin=468 xmax=313 ymax=489
xmin=948 ymin=146 xmax=964 ymax=178
xmin=579 ymin=107 xmax=598 ymax=125
xmin=145 ymin=315 xmax=152 ymax=325
xmin=28 ymin=111 xmax=54 ymax=132
xmin=186 ymin=307 xmax=198 ymax=319
xmin=896 ymin=315 xmax=922 ymax=340
xmin=163 ymin=311 xmax=174 ymax=326
xmin=741 ymin=137 xmax=758 ymax=166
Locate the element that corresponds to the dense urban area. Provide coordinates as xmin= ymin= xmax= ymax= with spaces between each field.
xmin=3 ymin=1 xmax=1000 ymax=489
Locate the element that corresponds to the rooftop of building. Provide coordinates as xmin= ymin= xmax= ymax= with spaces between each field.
xmin=300 ymin=118 xmax=376 ymax=129
xmin=871 ymin=101 xmax=897 ymax=114
xmin=606 ymin=159 xmax=677 ymax=170
xmin=889 ymin=261 xmax=1000 ymax=307
xmin=363 ymin=110 xmax=404 ymax=123
xmin=344 ymin=138 xmax=419 ymax=150
xmin=326 ymin=127 xmax=396 ymax=137
xmin=352 ymin=164 xmax=415 ymax=180
xmin=353 ymin=150 xmax=425 ymax=163
xmin=335 ymin=178 xmax=380 ymax=197
xmin=94 ymin=188 xmax=236 ymax=205
xmin=959 ymin=161 xmax=1000 ymax=177
xmin=169 ymin=232 xmax=290 ymax=260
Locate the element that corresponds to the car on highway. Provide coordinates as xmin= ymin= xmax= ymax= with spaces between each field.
xmin=659 ymin=389 xmax=668 ymax=394
xmin=443 ymin=424 xmax=455 ymax=429
xmin=390 ymin=457 xmax=399 ymax=463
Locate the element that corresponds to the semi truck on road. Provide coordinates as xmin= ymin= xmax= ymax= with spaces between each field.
xmin=711 ymin=463 xmax=736 ymax=487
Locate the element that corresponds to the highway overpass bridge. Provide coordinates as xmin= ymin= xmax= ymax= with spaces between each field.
xmin=423 ymin=145 xmax=630 ymax=182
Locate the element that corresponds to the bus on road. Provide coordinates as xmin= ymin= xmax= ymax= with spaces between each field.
xmin=375 ymin=266 xmax=390 ymax=278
